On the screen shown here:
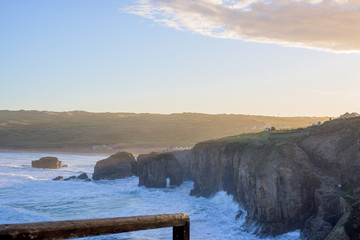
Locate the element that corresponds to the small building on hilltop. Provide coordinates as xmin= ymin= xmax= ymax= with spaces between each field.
xmin=265 ymin=126 xmax=276 ymax=131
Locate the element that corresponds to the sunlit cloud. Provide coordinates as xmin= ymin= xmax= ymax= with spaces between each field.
xmin=122 ymin=0 xmax=360 ymax=52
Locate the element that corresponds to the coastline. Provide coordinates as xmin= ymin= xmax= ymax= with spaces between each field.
xmin=0 ymin=146 xmax=167 ymax=157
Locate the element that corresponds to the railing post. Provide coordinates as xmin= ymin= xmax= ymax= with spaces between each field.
xmin=173 ymin=220 xmax=189 ymax=240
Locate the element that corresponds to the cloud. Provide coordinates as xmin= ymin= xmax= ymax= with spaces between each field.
xmin=123 ymin=0 xmax=360 ymax=52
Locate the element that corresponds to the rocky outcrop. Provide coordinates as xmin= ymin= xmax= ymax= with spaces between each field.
xmin=301 ymin=189 xmax=347 ymax=240
xmin=325 ymin=202 xmax=360 ymax=240
xmin=77 ymin=173 xmax=89 ymax=180
xmin=188 ymin=117 xmax=360 ymax=238
xmin=92 ymin=152 xmax=136 ymax=180
xmin=64 ymin=176 xmax=76 ymax=181
xmin=32 ymin=157 xmax=62 ymax=169
xmin=136 ymin=152 xmax=183 ymax=188
xmin=53 ymin=176 xmax=64 ymax=181
xmin=340 ymin=112 xmax=359 ymax=119
xmin=55 ymin=173 xmax=90 ymax=181
xmin=298 ymin=118 xmax=360 ymax=239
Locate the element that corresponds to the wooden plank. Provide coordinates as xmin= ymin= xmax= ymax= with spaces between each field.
xmin=0 ymin=213 xmax=190 ymax=240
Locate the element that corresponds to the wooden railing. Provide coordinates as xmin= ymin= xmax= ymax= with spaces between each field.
xmin=0 ymin=213 xmax=190 ymax=240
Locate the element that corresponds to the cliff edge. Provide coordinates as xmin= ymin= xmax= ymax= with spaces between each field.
xmin=189 ymin=117 xmax=360 ymax=238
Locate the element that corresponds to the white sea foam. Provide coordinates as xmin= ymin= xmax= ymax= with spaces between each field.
xmin=0 ymin=173 xmax=47 ymax=181
xmin=0 ymin=164 xmax=26 ymax=168
xmin=0 ymin=152 xmax=300 ymax=240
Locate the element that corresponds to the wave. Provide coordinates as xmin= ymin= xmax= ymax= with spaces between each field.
xmin=0 ymin=206 xmax=53 ymax=224
xmin=0 ymin=152 xmax=300 ymax=240
xmin=0 ymin=173 xmax=47 ymax=181
xmin=0 ymin=164 xmax=28 ymax=168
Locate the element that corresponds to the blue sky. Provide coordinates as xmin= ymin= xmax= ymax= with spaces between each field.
xmin=1 ymin=0 xmax=360 ymax=116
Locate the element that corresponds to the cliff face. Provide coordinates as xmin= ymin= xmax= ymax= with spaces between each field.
xmin=190 ymin=140 xmax=320 ymax=235
xmin=189 ymin=117 xmax=360 ymax=238
xmin=325 ymin=202 xmax=360 ymax=240
xmin=171 ymin=150 xmax=191 ymax=181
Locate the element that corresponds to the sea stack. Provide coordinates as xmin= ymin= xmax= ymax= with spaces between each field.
xmin=32 ymin=157 xmax=62 ymax=169
xmin=92 ymin=152 xmax=136 ymax=180
xmin=136 ymin=152 xmax=184 ymax=188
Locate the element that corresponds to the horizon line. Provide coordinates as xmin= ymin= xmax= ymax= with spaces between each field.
xmin=0 ymin=109 xmax=339 ymax=118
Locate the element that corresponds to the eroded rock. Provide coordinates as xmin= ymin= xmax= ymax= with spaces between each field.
xmin=326 ymin=202 xmax=360 ymax=240
xmin=301 ymin=189 xmax=348 ymax=240
xmin=92 ymin=152 xmax=136 ymax=180
xmin=53 ymin=176 xmax=64 ymax=181
xmin=32 ymin=157 xmax=62 ymax=169
xmin=137 ymin=152 xmax=183 ymax=188
xmin=64 ymin=176 xmax=76 ymax=181
xmin=77 ymin=173 xmax=89 ymax=180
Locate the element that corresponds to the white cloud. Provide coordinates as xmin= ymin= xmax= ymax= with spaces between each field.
xmin=123 ymin=0 xmax=360 ymax=52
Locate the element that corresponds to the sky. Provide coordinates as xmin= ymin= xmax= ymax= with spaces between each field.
xmin=1 ymin=0 xmax=360 ymax=117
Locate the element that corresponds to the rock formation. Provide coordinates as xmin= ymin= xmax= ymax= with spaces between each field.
xmin=301 ymin=189 xmax=347 ymax=240
xmin=80 ymin=116 xmax=359 ymax=239
xmin=92 ymin=152 xmax=136 ymax=180
xmin=188 ymin=117 xmax=360 ymax=238
xmin=77 ymin=173 xmax=89 ymax=180
xmin=190 ymin=140 xmax=321 ymax=235
xmin=32 ymin=157 xmax=62 ymax=169
xmin=171 ymin=149 xmax=191 ymax=181
xmin=325 ymin=202 xmax=360 ymax=240
xmin=55 ymin=173 xmax=90 ymax=181
xmin=340 ymin=112 xmax=359 ymax=119
xmin=136 ymin=152 xmax=183 ymax=188
xmin=53 ymin=176 xmax=64 ymax=181
xmin=64 ymin=176 xmax=76 ymax=181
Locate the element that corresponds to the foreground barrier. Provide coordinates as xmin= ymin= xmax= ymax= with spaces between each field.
xmin=0 ymin=213 xmax=190 ymax=240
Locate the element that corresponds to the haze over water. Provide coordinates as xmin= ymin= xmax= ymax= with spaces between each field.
xmin=0 ymin=152 xmax=300 ymax=240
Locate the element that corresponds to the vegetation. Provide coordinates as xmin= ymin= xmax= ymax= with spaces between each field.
xmin=0 ymin=110 xmax=329 ymax=150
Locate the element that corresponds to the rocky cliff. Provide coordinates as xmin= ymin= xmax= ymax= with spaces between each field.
xmin=170 ymin=150 xmax=191 ymax=181
xmin=189 ymin=117 xmax=360 ymax=238
xmin=86 ymin=117 xmax=359 ymax=239
xmin=325 ymin=201 xmax=360 ymax=240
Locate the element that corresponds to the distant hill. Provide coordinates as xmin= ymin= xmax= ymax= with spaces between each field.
xmin=0 ymin=110 xmax=329 ymax=150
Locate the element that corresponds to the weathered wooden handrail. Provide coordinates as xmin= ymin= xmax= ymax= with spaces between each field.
xmin=0 ymin=213 xmax=190 ymax=240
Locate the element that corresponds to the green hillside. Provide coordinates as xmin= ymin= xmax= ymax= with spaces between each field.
xmin=0 ymin=110 xmax=329 ymax=150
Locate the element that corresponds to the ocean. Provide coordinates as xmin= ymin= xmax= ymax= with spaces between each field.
xmin=0 ymin=152 xmax=300 ymax=240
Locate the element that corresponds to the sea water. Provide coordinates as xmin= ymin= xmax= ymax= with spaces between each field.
xmin=0 ymin=152 xmax=300 ymax=240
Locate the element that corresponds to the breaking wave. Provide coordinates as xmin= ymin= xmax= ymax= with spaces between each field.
xmin=0 ymin=152 xmax=299 ymax=240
